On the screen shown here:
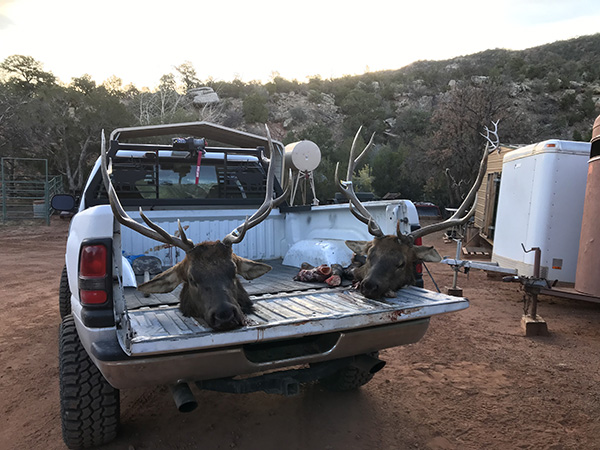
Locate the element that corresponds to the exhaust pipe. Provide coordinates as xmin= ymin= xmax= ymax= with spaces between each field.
xmin=170 ymin=382 xmax=198 ymax=413
xmin=352 ymin=354 xmax=386 ymax=374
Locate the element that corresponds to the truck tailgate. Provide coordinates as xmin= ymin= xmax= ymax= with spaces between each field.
xmin=124 ymin=286 xmax=468 ymax=356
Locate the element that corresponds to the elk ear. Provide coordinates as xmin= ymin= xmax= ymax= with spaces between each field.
xmin=345 ymin=240 xmax=371 ymax=256
xmin=137 ymin=262 xmax=184 ymax=294
xmin=413 ymin=245 xmax=442 ymax=263
xmin=233 ymin=254 xmax=272 ymax=280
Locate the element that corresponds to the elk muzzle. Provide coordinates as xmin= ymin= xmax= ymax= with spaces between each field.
xmin=206 ymin=300 xmax=246 ymax=331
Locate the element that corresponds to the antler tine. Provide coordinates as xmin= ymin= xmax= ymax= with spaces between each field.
xmin=100 ymin=130 xmax=194 ymax=252
xmin=176 ymin=221 xmax=194 ymax=248
xmin=346 ymin=126 xmax=376 ymax=180
xmin=222 ymin=126 xmax=290 ymax=246
xmin=410 ymin=121 xmax=497 ymax=240
xmin=335 ymin=128 xmax=384 ymax=238
xmin=335 ymin=162 xmax=383 ymax=236
xmin=273 ymin=168 xmax=293 ymax=208
xmin=228 ymin=168 xmax=293 ymax=244
xmin=138 ymin=212 xmax=194 ymax=249
xmin=480 ymin=119 xmax=500 ymax=152
xmin=350 ymin=201 xmax=384 ymax=236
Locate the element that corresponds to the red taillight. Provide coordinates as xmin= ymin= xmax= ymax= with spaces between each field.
xmin=80 ymin=290 xmax=107 ymax=304
xmin=80 ymin=245 xmax=107 ymax=277
xmin=79 ymin=244 xmax=108 ymax=305
xmin=414 ymin=236 xmax=423 ymax=274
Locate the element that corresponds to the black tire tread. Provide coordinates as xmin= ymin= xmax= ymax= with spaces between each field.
xmin=59 ymin=315 xmax=120 ymax=449
xmin=59 ymin=266 xmax=71 ymax=319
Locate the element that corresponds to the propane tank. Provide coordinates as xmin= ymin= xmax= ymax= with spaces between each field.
xmin=575 ymin=114 xmax=600 ymax=296
xmin=284 ymin=140 xmax=321 ymax=172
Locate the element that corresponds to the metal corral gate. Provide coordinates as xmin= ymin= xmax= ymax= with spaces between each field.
xmin=1 ymin=157 xmax=63 ymax=225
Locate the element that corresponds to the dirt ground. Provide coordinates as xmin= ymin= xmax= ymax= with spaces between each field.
xmin=1 ymin=217 xmax=600 ymax=450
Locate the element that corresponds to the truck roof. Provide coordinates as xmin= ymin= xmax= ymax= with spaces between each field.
xmin=114 ymin=150 xmax=260 ymax=162
xmin=110 ymin=121 xmax=284 ymax=156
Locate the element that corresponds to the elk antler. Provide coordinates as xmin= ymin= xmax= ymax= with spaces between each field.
xmin=409 ymin=120 xmax=500 ymax=240
xmin=100 ymin=130 xmax=195 ymax=252
xmin=481 ymin=120 xmax=500 ymax=153
xmin=222 ymin=125 xmax=291 ymax=245
xmin=335 ymin=126 xmax=384 ymax=237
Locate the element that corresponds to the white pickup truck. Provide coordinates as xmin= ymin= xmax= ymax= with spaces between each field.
xmin=52 ymin=121 xmax=468 ymax=449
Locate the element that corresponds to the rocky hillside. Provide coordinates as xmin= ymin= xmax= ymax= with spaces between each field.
xmin=215 ymin=33 xmax=599 ymax=204
xmin=2 ymin=34 xmax=599 ymax=203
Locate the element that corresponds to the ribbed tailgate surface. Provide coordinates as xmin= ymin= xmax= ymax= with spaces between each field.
xmin=125 ymin=286 xmax=468 ymax=356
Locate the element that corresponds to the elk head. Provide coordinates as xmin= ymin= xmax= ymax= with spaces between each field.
xmin=101 ymin=126 xmax=290 ymax=331
xmin=337 ymin=123 xmax=499 ymax=299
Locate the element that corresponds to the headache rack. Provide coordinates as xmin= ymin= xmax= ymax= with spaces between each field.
xmin=115 ymin=142 xmax=265 ymax=159
xmin=84 ymin=138 xmax=288 ymax=208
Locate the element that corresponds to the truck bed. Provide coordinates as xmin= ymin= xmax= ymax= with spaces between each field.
xmin=125 ymin=260 xmax=351 ymax=309
xmin=121 ymin=261 xmax=468 ymax=356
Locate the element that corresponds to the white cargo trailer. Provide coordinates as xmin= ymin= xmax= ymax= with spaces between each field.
xmin=492 ymin=139 xmax=590 ymax=283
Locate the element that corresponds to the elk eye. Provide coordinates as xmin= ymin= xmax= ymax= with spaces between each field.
xmin=397 ymin=262 xmax=405 ymax=269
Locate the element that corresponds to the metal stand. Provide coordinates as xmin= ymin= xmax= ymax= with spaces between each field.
xmin=290 ymin=170 xmax=319 ymax=206
xmin=506 ymin=245 xmax=549 ymax=336
xmin=447 ymin=239 xmax=464 ymax=296
xmin=520 ymin=245 xmax=548 ymax=335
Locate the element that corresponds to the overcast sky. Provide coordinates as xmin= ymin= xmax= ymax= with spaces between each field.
xmin=1 ymin=0 xmax=599 ymax=89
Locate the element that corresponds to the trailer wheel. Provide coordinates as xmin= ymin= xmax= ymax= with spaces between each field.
xmin=59 ymin=315 xmax=120 ymax=449
xmin=59 ymin=266 xmax=71 ymax=319
xmin=319 ymin=353 xmax=379 ymax=392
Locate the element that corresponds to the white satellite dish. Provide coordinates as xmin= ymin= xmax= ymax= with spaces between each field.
xmin=284 ymin=140 xmax=321 ymax=172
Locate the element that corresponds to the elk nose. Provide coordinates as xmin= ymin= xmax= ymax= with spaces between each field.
xmin=210 ymin=305 xmax=241 ymax=331
xmin=361 ymin=279 xmax=381 ymax=299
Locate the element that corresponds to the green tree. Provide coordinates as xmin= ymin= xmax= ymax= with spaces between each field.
xmin=1 ymin=68 xmax=133 ymax=193
xmin=210 ymin=78 xmax=246 ymax=99
xmin=371 ymin=144 xmax=423 ymax=200
xmin=125 ymin=72 xmax=195 ymax=126
xmin=354 ymin=164 xmax=373 ymax=192
xmin=0 ymin=55 xmax=56 ymax=91
xmin=243 ymin=92 xmax=269 ymax=123
xmin=175 ymin=61 xmax=200 ymax=92
xmin=0 ymin=55 xmax=58 ymax=162
xmin=46 ymin=81 xmax=133 ymax=192
xmin=102 ymin=75 xmax=125 ymax=98
xmin=580 ymin=92 xmax=597 ymax=118
xmin=0 ymin=83 xmax=32 ymax=159
xmin=265 ymin=75 xmax=300 ymax=95
xmin=429 ymin=80 xmax=512 ymax=205
xmin=559 ymin=92 xmax=576 ymax=111
xmin=339 ymin=83 xmax=386 ymax=136
xmin=71 ymin=74 xmax=96 ymax=94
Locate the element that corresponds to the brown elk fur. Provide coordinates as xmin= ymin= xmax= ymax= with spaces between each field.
xmin=137 ymin=241 xmax=271 ymax=331
xmin=345 ymin=236 xmax=441 ymax=299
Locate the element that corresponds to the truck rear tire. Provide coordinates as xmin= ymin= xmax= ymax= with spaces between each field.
xmin=59 ymin=315 xmax=120 ymax=449
xmin=319 ymin=353 xmax=379 ymax=391
xmin=59 ymin=266 xmax=71 ymax=319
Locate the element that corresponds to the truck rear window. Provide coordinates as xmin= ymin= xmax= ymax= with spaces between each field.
xmin=94 ymin=159 xmax=267 ymax=201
